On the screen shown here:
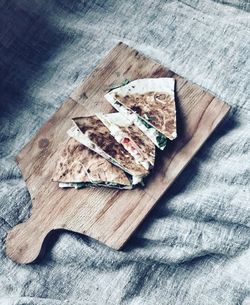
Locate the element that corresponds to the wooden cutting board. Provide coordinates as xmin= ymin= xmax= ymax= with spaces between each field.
xmin=5 ymin=42 xmax=230 ymax=264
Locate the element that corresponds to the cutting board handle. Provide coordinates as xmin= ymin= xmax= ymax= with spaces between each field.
xmin=5 ymin=216 xmax=51 ymax=264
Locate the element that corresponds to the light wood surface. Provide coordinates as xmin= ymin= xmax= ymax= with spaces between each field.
xmin=5 ymin=42 xmax=230 ymax=264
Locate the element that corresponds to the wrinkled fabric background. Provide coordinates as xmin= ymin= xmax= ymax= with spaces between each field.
xmin=0 ymin=0 xmax=249 ymax=304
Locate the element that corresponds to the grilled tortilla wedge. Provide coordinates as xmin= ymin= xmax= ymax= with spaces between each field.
xmin=52 ymin=137 xmax=132 ymax=189
xmin=105 ymin=78 xmax=177 ymax=150
xmin=70 ymin=115 xmax=149 ymax=184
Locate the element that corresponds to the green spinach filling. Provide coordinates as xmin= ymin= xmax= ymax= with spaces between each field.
xmin=156 ymin=134 xmax=167 ymax=148
xmin=63 ymin=182 xmax=131 ymax=189
xmin=108 ymin=79 xmax=130 ymax=92
xmin=138 ymin=117 xmax=153 ymax=129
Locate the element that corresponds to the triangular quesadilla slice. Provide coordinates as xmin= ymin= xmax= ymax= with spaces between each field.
xmin=52 ymin=137 xmax=132 ymax=189
xmin=70 ymin=115 xmax=149 ymax=184
xmin=96 ymin=112 xmax=155 ymax=170
xmin=105 ymin=78 xmax=177 ymax=150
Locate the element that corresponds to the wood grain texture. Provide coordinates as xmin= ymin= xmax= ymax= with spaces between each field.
xmin=5 ymin=42 xmax=230 ymax=264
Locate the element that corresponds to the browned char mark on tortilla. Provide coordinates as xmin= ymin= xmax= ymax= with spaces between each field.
xmin=114 ymin=92 xmax=176 ymax=139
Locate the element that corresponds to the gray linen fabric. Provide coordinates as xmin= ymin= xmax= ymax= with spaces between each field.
xmin=0 ymin=0 xmax=249 ymax=304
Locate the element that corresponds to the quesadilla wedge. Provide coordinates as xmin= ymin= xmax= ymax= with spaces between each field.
xmin=96 ymin=112 xmax=155 ymax=170
xmin=105 ymin=78 xmax=177 ymax=150
xmin=69 ymin=115 xmax=149 ymax=184
xmin=52 ymin=137 xmax=132 ymax=189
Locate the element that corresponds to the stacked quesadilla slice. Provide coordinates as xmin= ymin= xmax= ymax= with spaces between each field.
xmin=52 ymin=137 xmax=132 ymax=189
xmin=105 ymin=78 xmax=177 ymax=150
xmin=69 ymin=115 xmax=149 ymax=185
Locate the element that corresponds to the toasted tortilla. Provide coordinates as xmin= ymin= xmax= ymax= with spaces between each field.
xmin=96 ymin=112 xmax=155 ymax=170
xmin=105 ymin=78 xmax=177 ymax=150
xmin=70 ymin=116 xmax=149 ymax=184
xmin=52 ymin=137 xmax=132 ymax=189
